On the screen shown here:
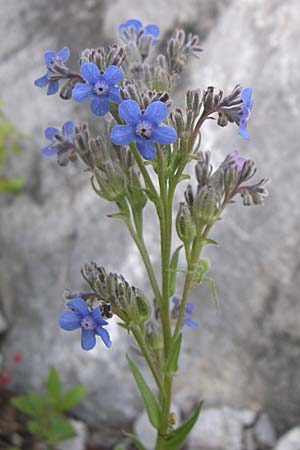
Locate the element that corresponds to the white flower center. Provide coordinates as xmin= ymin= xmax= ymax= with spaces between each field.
xmin=135 ymin=120 xmax=152 ymax=139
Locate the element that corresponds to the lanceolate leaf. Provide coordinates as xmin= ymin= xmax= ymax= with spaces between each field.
xmin=47 ymin=366 xmax=61 ymax=400
xmin=123 ymin=432 xmax=147 ymax=450
xmin=164 ymin=334 xmax=182 ymax=375
xmin=126 ymin=355 xmax=161 ymax=429
xmin=161 ymin=401 xmax=204 ymax=450
xmin=169 ymin=245 xmax=183 ymax=297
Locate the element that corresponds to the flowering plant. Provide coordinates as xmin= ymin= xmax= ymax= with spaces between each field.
xmin=35 ymin=19 xmax=269 ymax=450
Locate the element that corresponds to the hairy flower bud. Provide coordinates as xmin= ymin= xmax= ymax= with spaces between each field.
xmin=192 ymin=186 xmax=220 ymax=224
xmin=74 ymin=123 xmax=94 ymax=169
xmin=145 ymin=321 xmax=163 ymax=352
xmin=184 ymin=184 xmax=195 ymax=209
xmin=176 ymin=202 xmax=196 ymax=244
xmin=195 ymin=151 xmax=212 ymax=188
xmin=93 ymin=160 xmax=126 ymax=201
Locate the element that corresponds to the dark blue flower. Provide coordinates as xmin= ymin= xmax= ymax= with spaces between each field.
xmin=34 ymin=47 xmax=70 ymax=96
xmin=72 ymin=62 xmax=123 ymax=116
xmin=118 ymin=19 xmax=160 ymax=44
xmin=58 ymin=298 xmax=112 ymax=351
xmin=110 ymin=100 xmax=177 ymax=160
xmin=238 ymin=88 xmax=253 ymax=140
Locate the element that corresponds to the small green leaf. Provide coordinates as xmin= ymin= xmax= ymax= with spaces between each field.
xmin=164 ymin=334 xmax=182 ymax=375
xmin=179 ymin=173 xmax=191 ymax=181
xmin=106 ymin=212 xmax=129 ymax=223
xmin=48 ymin=413 xmax=77 ymax=441
xmin=161 ymin=401 xmax=204 ymax=450
xmin=47 ymin=366 xmax=61 ymax=400
xmin=202 ymin=238 xmax=218 ymax=246
xmin=169 ymin=245 xmax=183 ymax=297
xmin=27 ymin=420 xmax=41 ymax=435
xmin=123 ymin=432 xmax=147 ymax=450
xmin=126 ymin=355 xmax=161 ymax=429
xmin=12 ymin=391 xmax=46 ymax=418
xmin=58 ymin=386 xmax=88 ymax=411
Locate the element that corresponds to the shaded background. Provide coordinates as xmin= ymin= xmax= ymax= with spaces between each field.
xmin=0 ymin=0 xmax=300 ymax=448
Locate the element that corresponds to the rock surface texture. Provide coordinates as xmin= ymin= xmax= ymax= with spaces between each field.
xmin=0 ymin=0 xmax=299 ymax=442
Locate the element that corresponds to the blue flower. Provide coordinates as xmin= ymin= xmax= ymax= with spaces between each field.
xmin=59 ymin=298 xmax=112 ymax=351
xmin=41 ymin=121 xmax=77 ymax=166
xmin=72 ymin=62 xmax=123 ymax=116
xmin=184 ymin=302 xmax=199 ymax=329
xmin=118 ymin=19 xmax=160 ymax=44
xmin=110 ymin=100 xmax=177 ymax=160
xmin=171 ymin=297 xmax=199 ymax=329
xmin=238 ymin=88 xmax=253 ymax=140
xmin=34 ymin=47 xmax=70 ymax=96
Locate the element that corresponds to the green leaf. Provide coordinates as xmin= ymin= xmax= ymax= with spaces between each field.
xmin=57 ymin=386 xmax=88 ymax=411
xmin=160 ymin=401 xmax=204 ymax=450
xmin=0 ymin=177 xmax=24 ymax=194
xmin=179 ymin=173 xmax=191 ymax=182
xmin=48 ymin=412 xmax=77 ymax=442
xmin=126 ymin=355 xmax=161 ymax=429
xmin=27 ymin=419 xmax=41 ymax=435
xmin=47 ymin=366 xmax=61 ymax=400
xmin=169 ymin=245 xmax=183 ymax=297
xmin=11 ymin=391 xmax=46 ymax=418
xmin=202 ymin=238 xmax=218 ymax=246
xmin=164 ymin=334 xmax=182 ymax=375
xmin=123 ymin=432 xmax=147 ymax=450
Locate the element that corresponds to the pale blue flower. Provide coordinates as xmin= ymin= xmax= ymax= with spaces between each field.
xmin=34 ymin=47 xmax=70 ymax=96
xmin=59 ymin=298 xmax=112 ymax=351
xmin=239 ymin=88 xmax=253 ymax=140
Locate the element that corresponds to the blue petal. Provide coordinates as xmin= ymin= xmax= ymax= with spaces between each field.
xmin=184 ymin=317 xmax=199 ymax=329
xmin=151 ymin=125 xmax=177 ymax=144
xmin=72 ymin=83 xmax=93 ymax=103
xmin=104 ymin=65 xmax=124 ymax=84
xmin=67 ymin=298 xmax=89 ymax=317
xmin=63 ymin=121 xmax=74 ymax=137
xmin=118 ymin=99 xmax=141 ymax=125
xmin=110 ymin=125 xmax=135 ymax=145
xmin=57 ymin=46 xmax=70 ymax=62
xmin=109 ymin=86 xmax=122 ymax=104
xmin=80 ymin=62 xmax=100 ymax=84
xmin=45 ymin=127 xmax=59 ymax=140
xmin=34 ymin=74 xmax=49 ymax=88
xmin=125 ymin=19 xmax=143 ymax=30
xmin=81 ymin=329 xmax=96 ymax=351
xmin=58 ymin=311 xmax=81 ymax=331
xmin=47 ymin=80 xmax=59 ymax=96
xmin=239 ymin=122 xmax=250 ymax=140
xmin=44 ymin=50 xmax=56 ymax=66
xmin=144 ymin=101 xmax=168 ymax=125
xmin=92 ymin=308 xmax=108 ymax=326
xmin=90 ymin=97 xmax=110 ymax=116
xmin=95 ymin=326 xmax=112 ymax=348
xmin=241 ymin=87 xmax=253 ymax=108
xmin=185 ymin=302 xmax=194 ymax=315
xmin=41 ymin=145 xmax=57 ymax=157
xmin=136 ymin=140 xmax=156 ymax=160
xmin=144 ymin=24 xmax=160 ymax=37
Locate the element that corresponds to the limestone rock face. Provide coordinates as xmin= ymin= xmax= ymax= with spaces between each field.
xmin=0 ymin=0 xmax=299 ymax=439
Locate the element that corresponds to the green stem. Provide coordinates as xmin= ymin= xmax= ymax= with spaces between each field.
xmin=132 ymin=327 xmax=164 ymax=393
xmin=129 ymin=143 xmax=158 ymax=200
xmin=126 ymin=219 xmax=162 ymax=305
xmin=156 ymin=145 xmax=172 ymax=354
xmin=155 ymin=374 xmax=173 ymax=449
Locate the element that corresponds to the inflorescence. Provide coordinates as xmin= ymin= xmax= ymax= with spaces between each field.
xmin=35 ymin=19 xmax=269 ymax=351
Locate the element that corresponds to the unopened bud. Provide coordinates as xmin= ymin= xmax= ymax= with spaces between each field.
xmin=145 ymin=321 xmax=163 ymax=352
xmin=193 ymin=186 xmax=220 ymax=224
xmin=176 ymin=202 xmax=196 ymax=244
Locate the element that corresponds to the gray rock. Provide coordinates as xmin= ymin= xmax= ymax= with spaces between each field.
xmin=188 ymin=407 xmax=255 ymax=450
xmin=253 ymin=413 xmax=276 ymax=449
xmin=59 ymin=419 xmax=88 ymax=450
xmin=275 ymin=428 xmax=300 ymax=450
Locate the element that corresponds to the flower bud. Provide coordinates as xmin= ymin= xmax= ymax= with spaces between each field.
xmin=176 ymin=202 xmax=196 ymax=244
xmin=195 ymin=152 xmax=212 ymax=188
xmin=145 ymin=321 xmax=163 ymax=352
xmin=192 ymin=186 xmax=220 ymax=224
xmin=131 ymin=287 xmax=151 ymax=325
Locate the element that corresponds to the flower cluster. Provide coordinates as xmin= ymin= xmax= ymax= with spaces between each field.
xmin=33 ymin=19 xmax=267 ymax=358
